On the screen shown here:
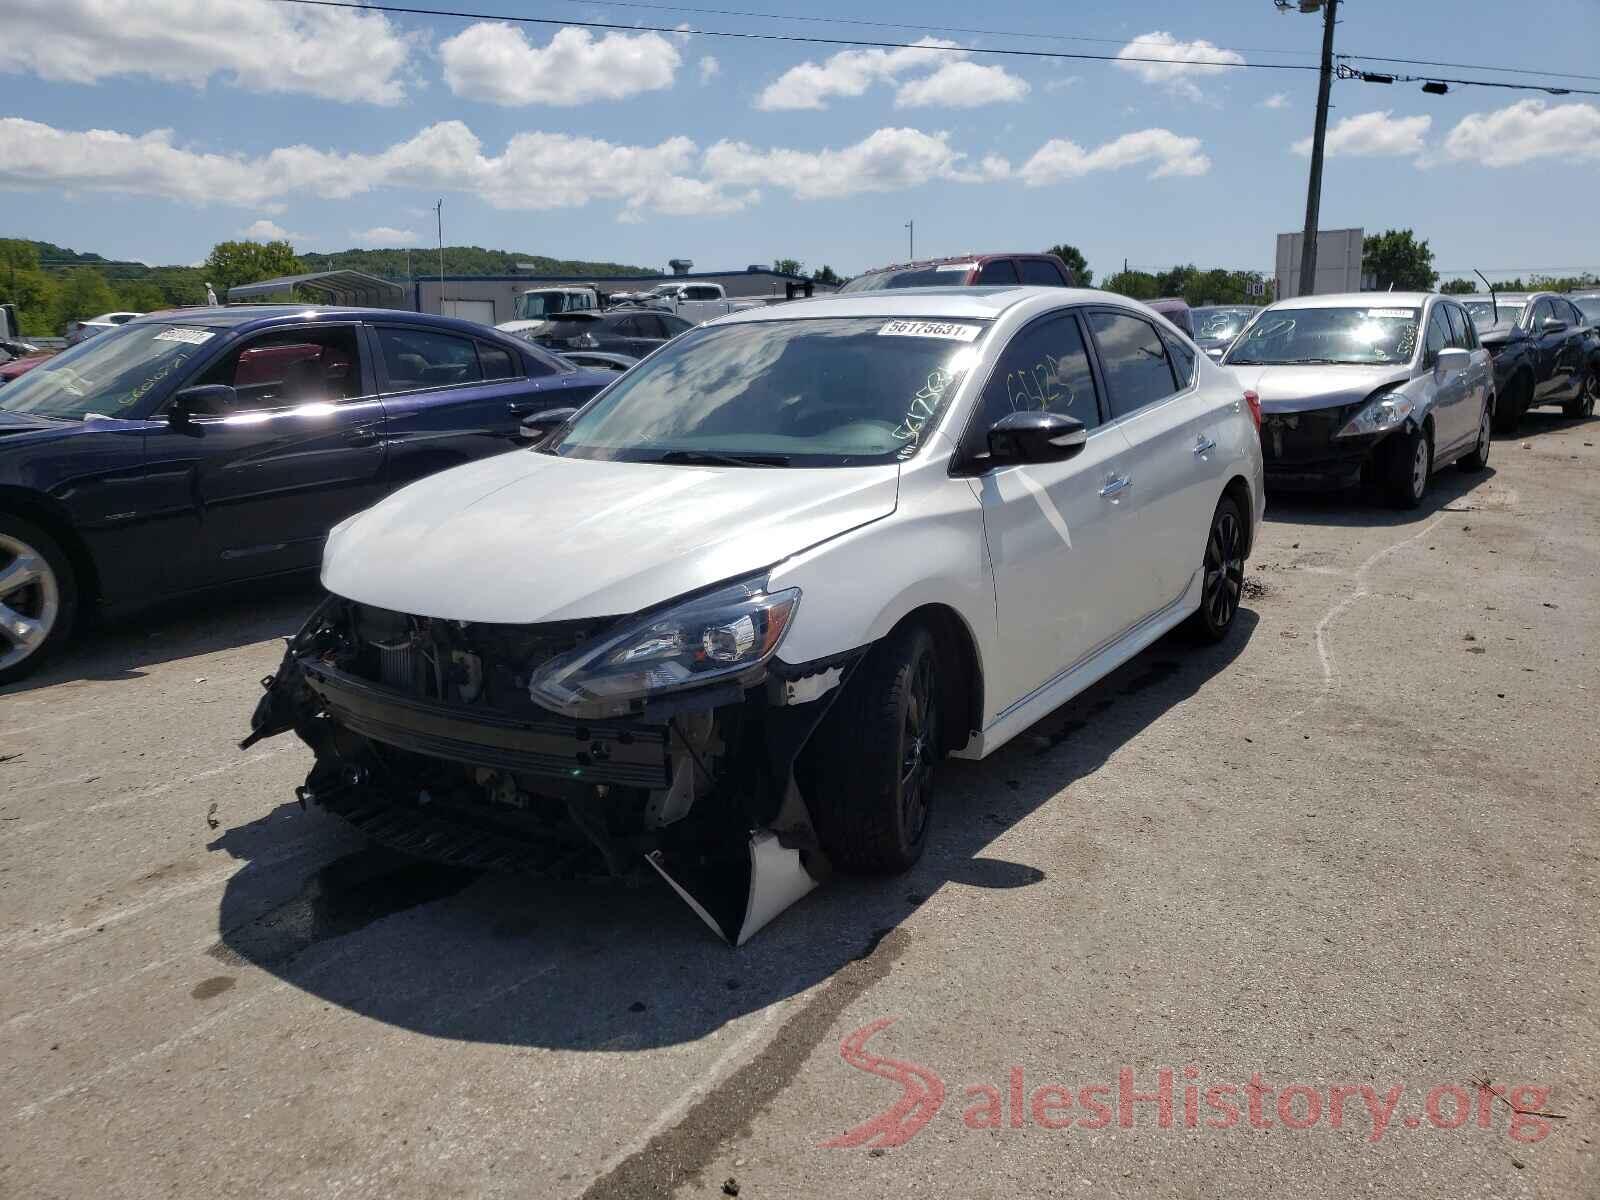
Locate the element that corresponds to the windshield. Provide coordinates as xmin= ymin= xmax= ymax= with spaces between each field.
xmin=1570 ymin=297 xmax=1600 ymax=324
xmin=1463 ymin=299 xmax=1525 ymax=329
xmin=840 ymin=265 xmax=976 ymax=292
xmin=550 ymin=316 xmax=989 ymax=466
xmin=1193 ymin=307 xmax=1256 ymax=342
xmin=514 ymin=292 xmax=577 ymax=320
xmin=0 ymin=322 xmax=220 ymax=419
xmin=1225 ymin=306 xmax=1419 ymax=366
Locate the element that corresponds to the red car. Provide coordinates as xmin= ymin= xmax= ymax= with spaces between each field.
xmin=839 ymin=252 xmax=1076 ymax=291
xmin=0 ymin=346 xmax=55 ymax=384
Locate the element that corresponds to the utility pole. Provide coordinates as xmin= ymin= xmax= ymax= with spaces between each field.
xmin=1296 ymin=0 xmax=1339 ymax=297
xmin=435 ymin=198 xmax=445 ymax=314
xmin=905 ymin=220 xmax=914 ymax=261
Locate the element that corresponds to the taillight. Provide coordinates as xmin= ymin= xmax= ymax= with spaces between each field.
xmin=1244 ymin=390 xmax=1261 ymax=432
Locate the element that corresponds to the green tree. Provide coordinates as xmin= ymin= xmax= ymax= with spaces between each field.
xmin=773 ymin=258 xmax=804 ymax=277
xmin=1440 ymin=278 xmax=1477 ymax=294
xmin=811 ymin=264 xmax=843 ymax=287
xmin=53 ymin=267 xmax=120 ymax=330
xmin=1101 ymin=269 xmax=1161 ymax=300
xmin=1362 ymin=229 xmax=1437 ymax=292
xmin=1045 ymin=244 xmax=1092 ymax=287
xmin=118 ymin=280 xmax=169 ymax=312
xmin=203 ymin=239 xmax=303 ymax=297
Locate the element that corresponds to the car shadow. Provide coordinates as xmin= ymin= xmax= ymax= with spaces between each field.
xmin=1512 ymin=407 xmax=1596 ymax=439
xmin=0 ymin=574 xmax=321 ymax=697
xmin=210 ymin=610 xmax=1258 ymax=1051
xmin=1263 ymin=462 xmax=1495 ymax=530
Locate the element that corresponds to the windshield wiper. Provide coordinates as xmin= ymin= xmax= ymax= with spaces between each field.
xmin=655 ymin=449 xmax=792 ymax=468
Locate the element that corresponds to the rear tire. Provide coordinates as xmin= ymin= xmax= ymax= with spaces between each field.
xmin=0 ymin=516 xmax=78 ymax=686
xmin=808 ymin=623 xmax=942 ymax=875
xmin=1459 ymin=399 xmax=1493 ymax=471
xmin=1562 ymin=369 xmax=1597 ymax=419
xmin=1184 ymin=496 xmax=1245 ymax=643
xmin=1382 ymin=424 xmax=1431 ymax=510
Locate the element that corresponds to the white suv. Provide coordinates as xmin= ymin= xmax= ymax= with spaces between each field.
xmin=245 ymin=288 xmax=1264 ymax=942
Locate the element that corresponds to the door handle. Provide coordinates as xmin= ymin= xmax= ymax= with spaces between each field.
xmin=1099 ymin=474 xmax=1132 ymax=498
xmin=1194 ymin=434 xmax=1217 ymax=456
xmin=507 ymin=399 xmax=541 ymax=415
xmin=343 ymin=426 xmax=379 ymax=447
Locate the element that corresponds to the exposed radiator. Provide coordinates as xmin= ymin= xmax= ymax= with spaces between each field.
xmin=375 ymin=641 xmax=420 ymax=692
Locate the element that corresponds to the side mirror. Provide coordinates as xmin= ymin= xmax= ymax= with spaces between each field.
xmin=168 ymin=384 xmax=236 ymax=422
xmin=1541 ymin=317 xmax=1568 ymax=333
xmin=1435 ymin=347 xmax=1470 ymax=375
xmin=987 ymin=410 xmax=1087 ymax=465
xmin=519 ymin=406 xmax=578 ymax=441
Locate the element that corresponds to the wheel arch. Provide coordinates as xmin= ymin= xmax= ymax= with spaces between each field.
xmin=0 ymin=487 xmax=99 ymax=606
xmin=885 ymin=602 xmax=983 ymax=756
xmin=1221 ymin=475 xmax=1255 ymax=558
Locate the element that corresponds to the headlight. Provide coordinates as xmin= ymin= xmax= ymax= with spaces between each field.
xmin=528 ymin=575 xmax=800 ymax=718
xmin=1336 ymin=392 xmax=1413 ymax=438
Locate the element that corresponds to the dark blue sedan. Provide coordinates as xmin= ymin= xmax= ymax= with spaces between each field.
xmin=0 ymin=306 xmax=612 ymax=682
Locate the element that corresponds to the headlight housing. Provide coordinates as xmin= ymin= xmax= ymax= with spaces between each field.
xmin=528 ymin=575 xmax=800 ymax=718
xmin=1336 ymin=392 xmax=1413 ymax=439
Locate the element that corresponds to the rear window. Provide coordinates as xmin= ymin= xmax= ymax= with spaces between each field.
xmin=840 ymin=264 xmax=976 ymax=292
xmin=1018 ymin=259 xmax=1067 ymax=286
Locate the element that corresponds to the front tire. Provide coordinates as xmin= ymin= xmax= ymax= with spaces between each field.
xmin=1459 ymin=399 xmax=1493 ymax=471
xmin=0 ymin=516 xmax=78 ymax=686
xmin=1562 ymin=369 xmax=1597 ymax=419
xmin=808 ymin=623 xmax=942 ymax=875
xmin=1185 ymin=496 xmax=1245 ymax=643
xmin=1382 ymin=423 xmax=1431 ymax=510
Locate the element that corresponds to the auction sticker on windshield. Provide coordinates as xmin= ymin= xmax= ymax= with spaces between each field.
xmin=1365 ymin=310 xmax=1416 ymax=320
xmin=153 ymin=328 xmax=215 ymax=345
xmin=878 ymin=320 xmax=982 ymax=342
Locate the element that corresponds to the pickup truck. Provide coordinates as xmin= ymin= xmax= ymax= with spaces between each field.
xmin=497 ymin=286 xmax=602 ymax=338
xmin=615 ymin=282 xmax=765 ymax=325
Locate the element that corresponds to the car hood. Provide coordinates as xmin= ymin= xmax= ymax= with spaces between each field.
xmin=1228 ymin=363 xmax=1413 ymax=413
xmin=321 ymin=450 xmax=901 ymax=623
xmin=0 ymin=409 xmax=81 ymax=442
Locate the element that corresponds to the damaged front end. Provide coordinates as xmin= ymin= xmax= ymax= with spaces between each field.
xmin=242 ymin=583 xmax=857 ymax=944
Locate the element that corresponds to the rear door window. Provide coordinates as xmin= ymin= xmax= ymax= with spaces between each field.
xmin=376 ymin=327 xmax=482 ymax=392
xmin=476 ymin=340 xmax=518 ymax=380
xmin=1086 ymin=311 xmax=1179 ymax=418
xmin=976 ymin=259 xmax=1020 ymax=285
xmin=1018 ymin=259 xmax=1067 ymax=286
xmin=1161 ymin=329 xmax=1198 ymax=387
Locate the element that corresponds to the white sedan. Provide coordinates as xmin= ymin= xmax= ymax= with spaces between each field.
xmin=64 ymin=311 xmax=143 ymax=346
xmin=245 ymin=287 xmax=1265 ymax=942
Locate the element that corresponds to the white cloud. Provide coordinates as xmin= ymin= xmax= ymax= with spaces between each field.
xmin=1114 ymin=31 xmax=1245 ymax=100
xmin=698 ymin=55 xmax=721 ymax=84
xmin=1292 ymin=110 xmax=1431 ymax=158
xmin=1044 ymin=76 xmax=1083 ymax=94
xmin=0 ymin=0 xmax=414 ymax=105
xmin=755 ymin=37 xmax=959 ymax=110
xmin=352 ymin=226 xmax=420 ymax=247
xmin=0 ymin=117 xmax=751 ymax=219
xmin=1438 ymin=99 xmax=1600 ymax=168
xmin=894 ymin=61 xmax=1028 ymax=109
xmin=240 ymin=219 xmax=303 ymax=243
xmin=439 ymin=23 xmax=680 ymax=106
xmin=1262 ymin=92 xmax=1290 ymax=110
xmin=705 ymin=127 xmax=1009 ymax=200
xmin=1021 ymin=128 xmax=1212 ymax=183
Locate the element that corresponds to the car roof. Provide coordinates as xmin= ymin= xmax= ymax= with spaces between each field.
xmin=1271 ymin=292 xmax=1434 ymax=310
xmin=711 ymin=286 xmax=1110 ymax=324
xmin=125 ymin=305 xmax=512 ymax=340
xmin=852 ymin=253 xmax=1060 ymax=276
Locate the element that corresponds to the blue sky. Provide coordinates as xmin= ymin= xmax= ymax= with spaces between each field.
xmin=3 ymin=0 xmax=1597 ymax=283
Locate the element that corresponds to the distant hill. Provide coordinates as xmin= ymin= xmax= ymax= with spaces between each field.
xmin=301 ymin=246 xmax=662 ymax=279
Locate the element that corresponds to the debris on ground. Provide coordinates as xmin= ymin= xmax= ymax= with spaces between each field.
xmin=0 ymin=754 xmax=20 ymax=765
xmin=722 ymin=1178 xmax=741 ymax=1195
xmin=1241 ymin=577 xmax=1269 ymax=600
xmin=205 ymin=802 xmax=220 ymax=830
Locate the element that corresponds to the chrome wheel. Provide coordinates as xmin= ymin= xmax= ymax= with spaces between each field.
xmin=0 ymin=533 xmax=60 ymax=674
xmin=898 ymin=651 xmax=938 ymax=845
xmin=1203 ymin=509 xmax=1245 ymax=630
xmin=1411 ymin=436 xmax=1430 ymax=500
xmin=1476 ymin=406 xmax=1491 ymax=463
xmin=1583 ymin=372 xmax=1598 ymax=417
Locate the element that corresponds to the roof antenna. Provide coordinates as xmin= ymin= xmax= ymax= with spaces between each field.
xmin=1473 ymin=269 xmax=1497 ymax=323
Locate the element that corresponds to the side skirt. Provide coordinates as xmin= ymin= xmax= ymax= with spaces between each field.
xmin=953 ymin=570 xmax=1202 ymax=761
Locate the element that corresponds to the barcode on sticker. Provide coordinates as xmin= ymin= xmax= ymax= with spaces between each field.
xmin=1365 ymin=309 xmax=1415 ymax=319
xmin=878 ymin=320 xmax=982 ymax=342
xmin=154 ymin=327 xmax=215 ymax=344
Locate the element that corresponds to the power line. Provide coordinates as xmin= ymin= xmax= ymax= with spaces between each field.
xmin=268 ymin=0 xmax=1600 ymax=94
xmin=265 ymin=0 xmax=1321 ymax=72
xmin=1341 ymin=53 xmax=1600 ymax=85
xmin=1337 ymin=63 xmax=1597 ymax=97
